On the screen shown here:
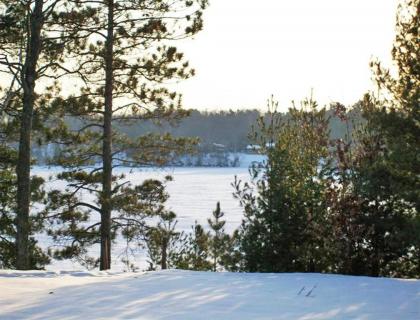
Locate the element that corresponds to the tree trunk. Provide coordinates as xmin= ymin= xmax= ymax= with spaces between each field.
xmin=16 ymin=0 xmax=44 ymax=270
xmin=161 ymin=237 xmax=168 ymax=270
xmin=100 ymin=0 xmax=114 ymax=271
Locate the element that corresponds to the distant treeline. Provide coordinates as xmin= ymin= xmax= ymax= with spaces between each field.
xmin=117 ymin=107 xmax=363 ymax=149
xmin=33 ymin=107 xmax=363 ymax=163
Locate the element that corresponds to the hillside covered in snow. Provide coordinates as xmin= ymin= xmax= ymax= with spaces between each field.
xmin=1 ymin=270 xmax=419 ymax=320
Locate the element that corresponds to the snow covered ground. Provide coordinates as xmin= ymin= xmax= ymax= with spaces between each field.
xmin=0 ymin=270 xmax=418 ymax=320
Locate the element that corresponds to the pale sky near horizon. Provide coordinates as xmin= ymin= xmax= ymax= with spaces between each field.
xmin=175 ymin=0 xmax=399 ymax=111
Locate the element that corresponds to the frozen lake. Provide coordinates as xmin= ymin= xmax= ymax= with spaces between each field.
xmin=32 ymin=154 xmax=265 ymax=270
xmin=34 ymin=166 xmax=249 ymax=232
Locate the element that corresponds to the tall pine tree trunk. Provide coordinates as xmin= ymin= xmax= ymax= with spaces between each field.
xmin=100 ymin=0 xmax=114 ymax=271
xmin=16 ymin=0 xmax=44 ymax=270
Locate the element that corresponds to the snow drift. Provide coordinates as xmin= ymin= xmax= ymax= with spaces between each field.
xmin=0 ymin=270 xmax=418 ymax=319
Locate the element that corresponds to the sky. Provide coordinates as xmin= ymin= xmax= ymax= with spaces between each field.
xmin=175 ymin=0 xmax=399 ymax=111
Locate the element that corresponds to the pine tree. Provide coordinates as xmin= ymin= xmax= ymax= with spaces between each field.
xmin=354 ymin=0 xmax=419 ymax=277
xmin=326 ymin=99 xmax=418 ymax=277
xmin=174 ymin=221 xmax=212 ymax=271
xmin=0 ymin=0 xmax=48 ymax=270
xmin=234 ymin=96 xmax=331 ymax=272
xmin=0 ymin=0 xmax=91 ymax=269
xmin=369 ymin=0 xmax=419 ymax=207
xmin=145 ymin=210 xmax=186 ymax=271
xmin=207 ymin=202 xmax=228 ymax=271
xmin=43 ymin=0 xmax=208 ymax=270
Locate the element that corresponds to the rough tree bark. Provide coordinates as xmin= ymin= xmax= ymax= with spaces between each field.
xmin=100 ymin=0 xmax=114 ymax=271
xmin=16 ymin=0 xmax=44 ymax=270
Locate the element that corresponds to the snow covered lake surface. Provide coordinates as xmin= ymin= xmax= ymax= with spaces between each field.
xmin=33 ymin=166 xmax=250 ymax=233
xmin=0 ymin=270 xmax=419 ymax=320
xmin=31 ymin=154 xmax=265 ymax=271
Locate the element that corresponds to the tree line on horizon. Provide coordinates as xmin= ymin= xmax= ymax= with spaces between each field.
xmin=0 ymin=0 xmax=418 ymax=278
xmin=31 ymin=107 xmax=363 ymax=164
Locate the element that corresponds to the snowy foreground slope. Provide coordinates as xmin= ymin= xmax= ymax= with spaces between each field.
xmin=0 ymin=270 xmax=419 ymax=320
